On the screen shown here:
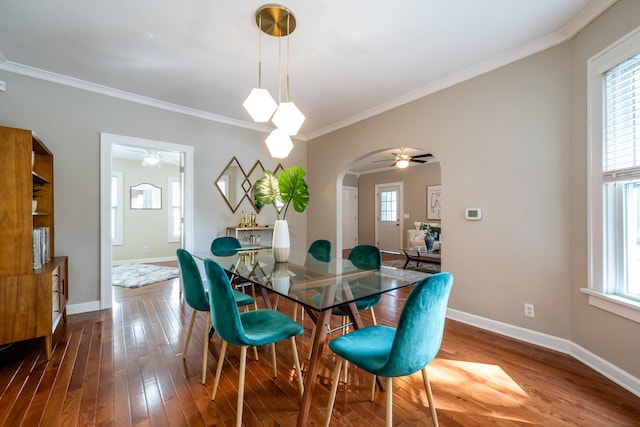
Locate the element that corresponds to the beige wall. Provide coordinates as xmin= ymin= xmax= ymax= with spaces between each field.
xmin=307 ymin=0 xmax=640 ymax=379
xmin=112 ymin=157 xmax=180 ymax=262
xmin=0 ymin=73 xmax=307 ymax=306
xmin=568 ymin=0 xmax=640 ymax=379
xmin=356 ymin=162 xmax=441 ymax=246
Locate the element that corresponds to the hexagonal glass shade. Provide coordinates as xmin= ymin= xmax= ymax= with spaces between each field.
xmin=243 ymin=88 xmax=277 ymax=122
xmin=271 ymin=102 xmax=305 ymax=135
xmin=265 ymin=128 xmax=294 ymax=158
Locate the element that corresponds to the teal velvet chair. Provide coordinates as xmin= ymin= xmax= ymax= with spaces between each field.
xmin=310 ymin=244 xmax=381 ymax=326
xmin=176 ymin=249 xmax=254 ymax=384
xmin=333 ymin=244 xmax=382 ymax=324
xmin=211 ymin=236 xmax=257 ymax=309
xmin=204 ymin=258 xmax=304 ymax=427
xmin=325 ymin=272 xmax=454 ymax=427
xmin=308 ymin=239 xmax=332 ymax=262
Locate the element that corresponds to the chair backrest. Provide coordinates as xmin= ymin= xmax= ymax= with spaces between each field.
xmin=211 ymin=236 xmax=242 ymax=256
xmin=308 ymin=239 xmax=332 ymax=262
xmin=176 ymin=249 xmax=210 ymax=312
xmin=348 ymin=244 xmax=382 ymax=271
xmin=204 ymin=258 xmax=249 ymax=347
xmin=381 ymin=272 xmax=453 ymax=377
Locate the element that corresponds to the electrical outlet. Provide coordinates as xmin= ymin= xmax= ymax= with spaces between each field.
xmin=143 ymin=245 xmax=150 ymax=252
xmin=524 ymin=303 xmax=535 ymax=318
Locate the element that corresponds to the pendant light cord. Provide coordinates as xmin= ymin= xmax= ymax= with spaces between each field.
xmin=258 ymin=15 xmax=263 ymax=88
xmin=286 ymin=14 xmax=291 ymax=102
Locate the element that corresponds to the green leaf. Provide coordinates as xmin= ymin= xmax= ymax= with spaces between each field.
xmin=278 ymin=166 xmax=309 ymax=218
xmin=253 ymin=170 xmax=281 ymax=217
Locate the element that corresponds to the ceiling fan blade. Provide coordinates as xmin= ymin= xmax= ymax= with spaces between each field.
xmin=411 ymin=159 xmax=427 ymax=163
xmin=411 ymin=153 xmax=433 ymax=159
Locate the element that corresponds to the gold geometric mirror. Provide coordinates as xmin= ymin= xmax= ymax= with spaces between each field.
xmin=216 ymin=157 xmax=284 ymax=213
xmin=215 ymin=157 xmax=247 ymax=213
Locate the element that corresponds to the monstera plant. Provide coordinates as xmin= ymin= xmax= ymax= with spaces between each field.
xmin=253 ymin=166 xmax=309 ymax=220
xmin=253 ymin=166 xmax=309 ymax=262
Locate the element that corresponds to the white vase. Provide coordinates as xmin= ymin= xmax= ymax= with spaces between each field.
xmin=272 ymin=219 xmax=290 ymax=262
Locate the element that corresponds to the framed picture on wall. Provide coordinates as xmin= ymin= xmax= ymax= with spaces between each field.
xmin=427 ymin=185 xmax=441 ymax=220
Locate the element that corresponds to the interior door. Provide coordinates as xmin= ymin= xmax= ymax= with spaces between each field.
xmin=342 ymin=187 xmax=358 ymax=249
xmin=376 ymin=183 xmax=402 ymax=251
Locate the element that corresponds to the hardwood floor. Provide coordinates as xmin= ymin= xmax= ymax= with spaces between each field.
xmin=1 ymin=268 xmax=639 ymax=426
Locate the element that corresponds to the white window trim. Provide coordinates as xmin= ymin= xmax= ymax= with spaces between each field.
xmin=111 ymin=171 xmax=123 ymax=246
xmin=586 ymin=25 xmax=640 ymax=323
xmin=168 ymin=175 xmax=180 ymax=243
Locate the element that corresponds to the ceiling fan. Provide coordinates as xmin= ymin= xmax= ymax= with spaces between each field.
xmin=373 ymin=149 xmax=433 ymax=168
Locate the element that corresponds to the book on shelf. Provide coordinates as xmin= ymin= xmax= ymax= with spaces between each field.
xmin=32 ymin=227 xmax=50 ymax=269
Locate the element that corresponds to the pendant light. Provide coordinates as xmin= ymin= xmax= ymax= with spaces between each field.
xmin=242 ymin=13 xmax=277 ymax=122
xmin=244 ymin=5 xmax=304 ymax=158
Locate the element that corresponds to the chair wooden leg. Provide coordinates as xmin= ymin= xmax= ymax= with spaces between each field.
xmin=271 ymin=342 xmax=278 ymax=377
xmin=371 ymin=375 xmax=376 ymax=401
xmin=324 ymin=357 xmax=343 ymax=427
xmin=341 ymin=316 xmax=349 ymax=383
xmin=290 ymin=337 xmax=304 ymax=396
xmin=385 ymin=377 xmax=393 ymax=427
xmin=274 ymin=295 xmax=280 ymax=310
xmin=201 ymin=314 xmax=210 ymax=384
xmin=370 ymin=307 xmax=377 ymax=325
xmin=183 ymin=310 xmax=197 ymax=359
xmin=253 ymin=345 xmax=259 ymax=361
xmin=211 ymin=340 xmax=227 ymax=400
xmin=236 ymin=346 xmax=248 ymax=427
xmin=422 ymin=366 xmax=439 ymax=427
xmin=251 ymin=284 xmax=258 ymax=310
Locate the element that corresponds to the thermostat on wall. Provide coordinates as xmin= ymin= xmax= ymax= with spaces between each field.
xmin=465 ymin=208 xmax=482 ymax=220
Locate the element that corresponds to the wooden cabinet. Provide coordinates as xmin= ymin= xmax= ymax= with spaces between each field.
xmin=0 ymin=126 xmax=67 ymax=360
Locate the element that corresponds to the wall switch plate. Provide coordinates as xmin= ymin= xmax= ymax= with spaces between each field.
xmin=403 ymin=213 xmax=410 ymax=219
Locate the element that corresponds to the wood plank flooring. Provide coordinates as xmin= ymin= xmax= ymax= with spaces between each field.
xmin=1 ymin=265 xmax=639 ymax=426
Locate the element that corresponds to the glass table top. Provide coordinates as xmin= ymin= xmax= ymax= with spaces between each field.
xmin=194 ymin=249 xmax=430 ymax=312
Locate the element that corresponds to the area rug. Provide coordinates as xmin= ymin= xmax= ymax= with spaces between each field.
xmin=382 ymin=258 xmax=441 ymax=273
xmin=112 ymin=263 xmax=180 ymax=288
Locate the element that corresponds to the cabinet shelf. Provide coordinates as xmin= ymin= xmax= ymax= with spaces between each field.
xmin=32 ymin=171 xmax=50 ymax=184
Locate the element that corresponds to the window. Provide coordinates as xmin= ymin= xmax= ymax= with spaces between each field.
xmin=587 ymin=27 xmax=640 ymax=322
xmin=111 ymin=171 xmax=123 ymax=245
xmin=379 ymin=190 xmax=397 ymax=221
xmin=168 ymin=176 xmax=181 ymax=243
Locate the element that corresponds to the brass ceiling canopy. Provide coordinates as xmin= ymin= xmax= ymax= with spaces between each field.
xmin=255 ymin=4 xmax=296 ymax=37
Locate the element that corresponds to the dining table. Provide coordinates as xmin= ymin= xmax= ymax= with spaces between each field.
xmin=194 ymin=247 xmax=430 ymax=426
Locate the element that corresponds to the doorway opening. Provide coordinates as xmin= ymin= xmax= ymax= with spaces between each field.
xmin=99 ymin=133 xmax=194 ymax=309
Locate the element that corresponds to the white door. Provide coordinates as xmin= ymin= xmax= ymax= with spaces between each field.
xmin=376 ymin=183 xmax=403 ymax=252
xmin=342 ymin=187 xmax=358 ymax=249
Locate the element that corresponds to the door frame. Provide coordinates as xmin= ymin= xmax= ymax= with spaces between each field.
xmin=374 ymin=182 xmax=403 ymax=252
xmin=99 ymin=133 xmax=194 ymax=309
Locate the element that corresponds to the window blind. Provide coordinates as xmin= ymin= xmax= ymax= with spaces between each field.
xmin=603 ymin=52 xmax=640 ymax=181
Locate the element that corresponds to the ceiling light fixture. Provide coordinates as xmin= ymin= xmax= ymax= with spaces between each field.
xmin=141 ymin=152 xmax=161 ymax=167
xmin=396 ymin=155 xmax=411 ymax=169
xmin=243 ymin=4 xmax=305 ymax=159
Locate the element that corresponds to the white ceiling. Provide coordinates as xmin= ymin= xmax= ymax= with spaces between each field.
xmin=0 ymin=1 xmax=613 ymax=145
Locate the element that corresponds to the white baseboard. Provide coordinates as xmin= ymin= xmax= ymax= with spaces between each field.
xmin=67 ymin=300 xmax=101 ymax=315
xmin=447 ymin=308 xmax=640 ymax=398
xmin=112 ymin=256 xmax=177 ymax=265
